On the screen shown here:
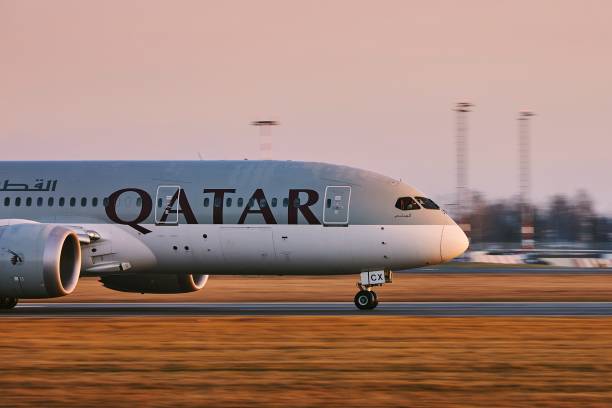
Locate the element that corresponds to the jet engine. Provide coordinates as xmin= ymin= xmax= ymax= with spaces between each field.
xmin=0 ymin=223 xmax=81 ymax=298
xmin=100 ymin=273 xmax=208 ymax=294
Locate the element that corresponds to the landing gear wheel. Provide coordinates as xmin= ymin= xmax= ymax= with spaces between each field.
xmin=0 ymin=297 xmax=18 ymax=310
xmin=354 ymin=290 xmax=377 ymax=310
xmin=370 ymin=291 xmax=379 ymax=308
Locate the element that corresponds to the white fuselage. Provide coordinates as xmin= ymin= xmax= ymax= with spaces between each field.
xmin=75 ymin=223 xmax=453 ymax=276
xmin=0 ymin=161 xmax=469 ymax=281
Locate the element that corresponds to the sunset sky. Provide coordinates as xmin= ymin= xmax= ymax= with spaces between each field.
xmin=1 ymin=1 xmax=610 ymax=212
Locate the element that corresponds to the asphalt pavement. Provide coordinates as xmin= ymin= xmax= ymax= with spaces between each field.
xmin=5 ymin=301 xmax=612 ymax=317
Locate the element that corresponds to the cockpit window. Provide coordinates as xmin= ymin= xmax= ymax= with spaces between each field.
xmin=395 ymin=197 xmax=420 ymax=211
xmin=415 ymin=196 xmax=440 ymax=210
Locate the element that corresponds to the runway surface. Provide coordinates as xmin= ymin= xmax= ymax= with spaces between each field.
xmin=5 ymin=302 xmax=612 ymax=317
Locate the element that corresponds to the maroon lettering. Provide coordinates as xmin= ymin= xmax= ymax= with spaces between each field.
xmin=158 ymin=189 xmax=198 ymax=224
xmin=238 ymin=189 xmax=277 ymax=224
xmin=105 ymin=188 xmax=153 ymax=234
xmin=203 ymin=189 xmax=236 ymax=224
xmin=288 ymin=189 xmax=320 ymax=224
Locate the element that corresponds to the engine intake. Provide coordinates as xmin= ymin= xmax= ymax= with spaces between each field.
xmin=100 ymin=273 xmax=208 ymax=294
xmin=0 ymin=224 xmax=81 ymax=298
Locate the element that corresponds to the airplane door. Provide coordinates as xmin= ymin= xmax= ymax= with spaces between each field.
xmin=323 ymin=186 xmax=351 ymax=226
xmin=155 ymin=185 xmax=181 ymax=225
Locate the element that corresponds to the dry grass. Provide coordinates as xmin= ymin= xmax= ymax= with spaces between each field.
xmin=11 ymin=274 xmax=612 ymax=407
xmin=2 ymin=317 xmax=612 ymax=407
xmin=27 ymin=273 xmax=612 ymax=303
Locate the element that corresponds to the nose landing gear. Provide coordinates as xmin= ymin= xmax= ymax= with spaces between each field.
xmin=354 ymin=289 xmax=378 ymax=310
xmin=0 ymin=297 xmax=18 ymax=310
xmin=354 ymin=270 xmax=392 ymax=310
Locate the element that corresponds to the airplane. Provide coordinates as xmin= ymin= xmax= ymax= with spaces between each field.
xmin=0 ymin=160 xmax=468 ymax=310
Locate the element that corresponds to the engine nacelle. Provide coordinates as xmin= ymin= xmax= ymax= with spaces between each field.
xmin=0 ymin=224 xmax=81 ymax=298
xmin=100 ymin=273 xmax=208 ymax=294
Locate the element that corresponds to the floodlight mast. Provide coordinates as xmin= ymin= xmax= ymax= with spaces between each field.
xmin=251 ymin=120 xmax=279 ymax=160
xmin=518 ymin=110 xmax=535 ymax=249
xmin=454 ymin=102 xmax=474 ymax=238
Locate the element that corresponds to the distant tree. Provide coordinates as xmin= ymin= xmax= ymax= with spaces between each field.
xmin=546 ymin=194 xmax=579 ymax=242
xmin=468 ymin=193 xmax=520 ymax=243
xmin=592 ymin=216 xmax=611 ymax=243
xmin=573 ymin=190 xmax=596 ymax=243
xmin=465 ymin=190 xmax=610 ymax=244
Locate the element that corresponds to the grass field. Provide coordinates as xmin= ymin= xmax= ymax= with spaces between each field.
xmin=2 ymin=317 xmax=612 ymax=407
xmin=8 ymin=273 xmax=612 ymax=407
xmin=26 ymin=272 xmax=612 ymax=303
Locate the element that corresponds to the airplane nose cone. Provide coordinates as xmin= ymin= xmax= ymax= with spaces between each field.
xmin=440 ymin=225 xmax=469 ymax=262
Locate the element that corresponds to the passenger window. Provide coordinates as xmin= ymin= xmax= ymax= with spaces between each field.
xmin=214 ymin=197 xmax=222 ymax=208
xmin=37 ymin=197 xmax=43 ymax=207
xmin=237 ymin=198 xmax=243 ymax=207
xmin=226 ymin=197 xmax=232 ymax=207
xmin=15 ymin=197 xmax=21 ymax=207
xmin=103 ymin=197 xmax=109 ymax=207
xmin=26 ymin=197 xmax=32 ymax=207
xmin=92 ymin=197 xmax=98 ymax=207
xmin=326 ymin=198 xmax=332 ymax=208
xmin=395 ymin=197 xmax=420 ymax=211
xmin=70 ymin=198 xmax=76 ymax=207
xmin=59 ymin=197 xmax=65 ymax=207
xmin=415 ymin=196 xmax=440 ymax=210
xmin=203 ymin=198 xmax=209 ymax=207
xmin=48 ymin=197 xmax=54 ymax=206
xmin=259 ymin=198 xmax=268 ymax=208
xmin=271 ymin=198 xmax=277 ymax=207
xmin=81 ymin=197 xmax=87 ymax=207
xmin=4 ymin=197 xmax=9 ymax=206
xmin=248 ymin=198 xmax=254 ymax=208
xmin=293 ymin=198 xmax=301 ymax=208
xmin=136 ymin=197 xmax=141 ymax=207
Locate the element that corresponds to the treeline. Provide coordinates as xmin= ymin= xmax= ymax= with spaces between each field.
xmin=466 ymin=191 xmax=611 ymax=244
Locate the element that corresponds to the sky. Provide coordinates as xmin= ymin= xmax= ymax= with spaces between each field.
xmin=0 ymin=1 xmax=610 ymax=213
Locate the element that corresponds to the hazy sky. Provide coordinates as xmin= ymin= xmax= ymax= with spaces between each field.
xmin=1 ymin=1 xmax=610 ymax=213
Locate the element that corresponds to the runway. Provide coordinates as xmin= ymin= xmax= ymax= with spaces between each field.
xmin=5 ymin=302 xmax=612 ymax=317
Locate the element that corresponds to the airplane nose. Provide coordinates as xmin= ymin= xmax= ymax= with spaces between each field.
xmin=440 ymin=225 xmax=469 ymax=262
